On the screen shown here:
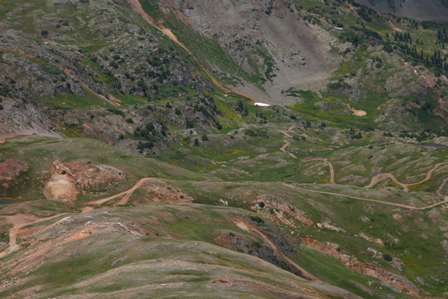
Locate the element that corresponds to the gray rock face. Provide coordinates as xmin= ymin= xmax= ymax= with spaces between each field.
xmin=0 ymin=97 xmax=55 ymax=137
xmin=161 ymin=0 xmax=340 ymax=104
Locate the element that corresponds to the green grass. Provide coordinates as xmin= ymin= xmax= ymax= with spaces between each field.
xmin=39 ymin=92 xmax=112 ymax=109
xmin=295 ymin=247 xmax=405 ymax=299
xmin=334 ymin=48 xmax=368 ymax=79
xmin=290 ymin=91 xmax=375 ymax=129
xmin=118 ymin=95 xmax=148 ymax=107
xmin=0 ymin=137 xmax=203 ymax=203
xmin=140 ymin=0 xmax=162 ymax=19
xmin=33 ymin=253 xmax=113 ymax=288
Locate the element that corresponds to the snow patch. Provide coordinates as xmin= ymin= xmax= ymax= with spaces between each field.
xmin=254 ymin=102 xmax=271 ymax=107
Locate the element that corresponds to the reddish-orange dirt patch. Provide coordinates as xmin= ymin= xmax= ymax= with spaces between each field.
xmin=44 ymin=160 xmax=126 ymax=203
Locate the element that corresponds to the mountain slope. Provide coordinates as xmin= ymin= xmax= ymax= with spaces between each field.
xmin=0 ymin=203 xmax=360 ymax=299
xmin=156 ymin=0 xmax=340 ymax=104
xmin=355 ymin=0 xmax=448 ymax=22
xmin=2 ymin=0 xmax=448 ymax=298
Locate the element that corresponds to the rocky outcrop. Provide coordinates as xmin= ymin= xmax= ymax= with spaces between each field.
xmin=44 ymin=174 xmax=79 ymax=203
xmin=160 ymin=0 xmax=340 ymax=104
xmin=252 ymin=195 xmax=315 ymax=227
xmin=44 ymin=160 xmax=125 ymax=202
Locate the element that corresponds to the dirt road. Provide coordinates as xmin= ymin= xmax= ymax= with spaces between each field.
xmin=366 ymin=162 xmax=448 ymax=191
xmin=280 ymin=126 xmax=298 ymax=159
xmin=283 ymin=183 xmax=448 ymax=211
xmin=307 ymin=158 xmax=448 ymax=194
xmin=85 ymin=177 xmax=153 ymax=207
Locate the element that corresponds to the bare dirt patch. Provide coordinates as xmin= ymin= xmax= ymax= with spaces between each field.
xmin=44 ymin=174 xmax=79 ymax=203
xmin=162 ymin=0 xmax=340 ymax=104
xmin=350 ymin=107 xmax=367 ymax=117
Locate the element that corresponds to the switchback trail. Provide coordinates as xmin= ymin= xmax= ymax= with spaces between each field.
xmin=128 ymin=0 xmax=256 ymax=103
xmin=307 ymin=158 xmax=448 ymax=194
xmin=283 ymin=183 xmax=448 ymax=211
xmin=366 ymin=162 xmax=448 ymax=192
xmin=280 ymin=125 xmax=298 ymax=159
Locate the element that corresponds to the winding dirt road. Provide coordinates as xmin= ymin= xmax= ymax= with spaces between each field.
xmin=85 ymin=177 xmax=154 ymax=207
xmin=3 ymin=154 xmax=448 ymax=263
xmin=84 ymin=169 xmax=448 ymax=213
xmin=366 ymin=162 xmax=448 ymax=192
xmin=283 ymin=183 xmax=448 ymax=211
xmin=280 ymin=125 xmax=298 ymax=159
xmin=306 ymin=158 xmax=448 ymax=195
